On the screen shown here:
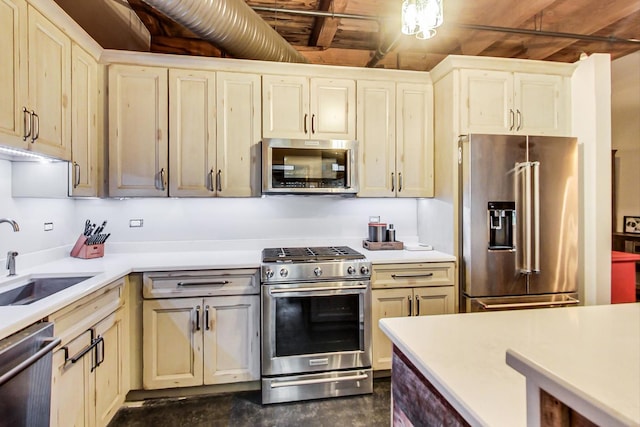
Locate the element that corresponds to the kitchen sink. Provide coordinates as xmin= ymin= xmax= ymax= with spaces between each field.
xmin=0 ymin=276 xmax=94 ymax=306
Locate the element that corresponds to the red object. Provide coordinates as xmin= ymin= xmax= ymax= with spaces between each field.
xmin=611 ymin=251 xmax=640 ymax=303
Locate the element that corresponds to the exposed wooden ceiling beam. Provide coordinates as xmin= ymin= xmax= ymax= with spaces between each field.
xmin=309 ymin=0 xmax=350 ymax=48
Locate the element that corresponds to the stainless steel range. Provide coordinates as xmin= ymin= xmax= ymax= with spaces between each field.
xmin=260 ymin=246 xmax=372 ymax=404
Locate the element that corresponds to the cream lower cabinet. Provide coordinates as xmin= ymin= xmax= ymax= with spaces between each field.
xmin=357 ymin=80 xmax=433 ymax=197
xmin=371 ymin=262 xmax=455 ymax=370
xmin=460 ymin=69 xmax=569 ymax=136
xmin=50 ymin=278 xmax=128 ymax=427
xmin=142 ymin=295 xmax=260 ymax=389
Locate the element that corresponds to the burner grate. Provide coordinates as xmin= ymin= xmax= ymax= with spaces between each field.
xmin=262 ymin=246 xmax=364 ymax=262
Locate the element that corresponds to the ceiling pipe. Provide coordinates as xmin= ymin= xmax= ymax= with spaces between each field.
xmin=366 ymin=33 xmax=403 ymax=68
xmin=140 ymin=0 xmax=308 ymax=63
xmin=251 ymin=6 xmax=640 ymax=45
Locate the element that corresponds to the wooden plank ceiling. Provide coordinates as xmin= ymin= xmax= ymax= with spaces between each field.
xmin=113 ymin=0 xmax=640 ymax=70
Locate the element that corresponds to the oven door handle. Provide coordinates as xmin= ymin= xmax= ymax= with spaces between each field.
xmin=270 ymin=373 xmax=369 ymax=388
xmin=269 ymin=285 xmax=367 ymax=294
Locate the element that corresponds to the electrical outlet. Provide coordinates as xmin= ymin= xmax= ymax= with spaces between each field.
xmin=44 ymin=222 xmax=54 ymax=231
xmin=129 ymin=219 xmax=144 ymax=228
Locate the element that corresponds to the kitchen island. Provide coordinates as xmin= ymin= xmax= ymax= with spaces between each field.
xmin=379 ymin=303 xmax=640 ymax=427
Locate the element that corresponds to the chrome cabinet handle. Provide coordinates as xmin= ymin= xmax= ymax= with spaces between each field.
xmin=415 ymin=295 xmax=420 ymax=316
xmin=195 ymin=306 xmax=201 ymax=331
xmin=22 ymin=107 xmax=32 ymax=141
xmin=311 ymin=114 xmax=315 ymax=134
xmin=304 ymin=113 xmax=308 ymax=134
xmin=30 ymin=111 xmax=39 ymax=143
xmin=157 ymin=168 xmax=166 ymax=191
xmin=391 ymin=172 xmax=395 ymax=192
xmin=208 ymin=169 xmax=215 ymax=192
xmin=177 ymin=280 xmax=230 ymax=287
xmin=73 ymin=162 xmax=81 ymax=188
xmin=516 ymin=109 xmax=522 ymax=131
xmin=407 ymin=295 xmax=412 ymax=316
xmin=391 ymin=273 xmax=433 ymax=279
xmin=205 ymin=305 xmax=210 ymax=330
xmin=509 ymin=109 xmax=515 ymax=131
xmin=398 ymin=172 xmax=403 ymax=192
xmin=0 ymin=336 xmax=60 ymax=386
xmin=216 ymin=170 xmax=222 ymax=192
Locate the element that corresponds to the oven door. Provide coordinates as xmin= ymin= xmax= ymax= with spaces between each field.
xmin=261 ymin=280 xmax=371 ymax=376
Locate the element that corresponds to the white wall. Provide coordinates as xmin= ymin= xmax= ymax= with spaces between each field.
xmin=571 ymin=54 xmax=612 ymax=305
xmin=611 ymin=51 xmax=640 ymax=231
xmin=1 ymin=156 xmax=418 ymax=267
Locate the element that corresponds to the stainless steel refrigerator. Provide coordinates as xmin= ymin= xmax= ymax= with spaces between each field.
xmin=459 ymin=134 xmax=579 ymax=312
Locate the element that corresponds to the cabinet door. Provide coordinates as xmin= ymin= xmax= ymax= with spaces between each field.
xmin=142 ymin=298 xmax=203 ymax=389
xmin=514 ymin=73 xmax=567 ymax=136
xmin=70 ymin=44 xmax=98 ymax=197
xmin=396 ymin=82 xmax=434 ymax=197
xmin=357 ymin=80 xmax=396 ymax=197
xmin=413 ymin=286 xmax=455 ymax=316
xmin=262 ymin=75 xmax=309 ymax=139
xmin=460 ymin=69 xmax=513 ymax=134
xmin=94 ymin=309 xmax=126 ymax=427
xmin=27 ymin=5 xmax=71 ymax=159
xmin=202 ymin=295 xmax=260 ymax=384
xmin=169 ymin=69 xmax=216 ymax=197
xmin=0 ymin=0 xmax=28 ymax=147
xmin=50 ymin=331 xmax=92 ymax=427
xmin=216 ymin=72 xmax=261 ymax=196
xmin=109 ymin=65 xmax=168 ymax=197
xmin=310 ymin=77 xmax=356 ymax=140
xmin=371 ymin=288 xmax=412 ymax=370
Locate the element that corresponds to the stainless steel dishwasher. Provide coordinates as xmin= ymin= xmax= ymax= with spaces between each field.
xmin=0 ymin=322 xmax=60 ymax=427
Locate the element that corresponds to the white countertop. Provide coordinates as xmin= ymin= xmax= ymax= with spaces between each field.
xmin=379 ymin=303 xmax=640 ymax=427
xmin=0 ymin=241 xmax=454 ymax=340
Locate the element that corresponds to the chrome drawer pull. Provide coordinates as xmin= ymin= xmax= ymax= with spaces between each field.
xmin=270 ymin=373 xmax=369 ymax=388
xmin=391 ymin=273 xmax=434 ymax=279
xmin=177 ymin=280 xmax=230 ymax=287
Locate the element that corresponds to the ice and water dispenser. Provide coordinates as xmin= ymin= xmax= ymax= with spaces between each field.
xmin=487 ymin=202 xmax=515 ymax=250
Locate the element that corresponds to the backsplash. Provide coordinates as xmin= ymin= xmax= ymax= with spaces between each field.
xmin=1 ymin=159 xmax=419 ymax=262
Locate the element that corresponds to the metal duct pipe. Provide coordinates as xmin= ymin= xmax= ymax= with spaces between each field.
xmin=140 ymin=0 xmax=308 ymax=63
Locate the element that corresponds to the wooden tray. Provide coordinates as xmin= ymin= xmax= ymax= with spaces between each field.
xmin=362 ymin=240 xmax=404 ymax=251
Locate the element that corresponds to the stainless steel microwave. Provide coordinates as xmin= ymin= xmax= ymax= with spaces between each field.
xmin=262 ymin=138 xmax=358 ymax=194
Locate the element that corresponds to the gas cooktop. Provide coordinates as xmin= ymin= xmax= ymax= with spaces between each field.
xmin=262 ymin=246 xmax=365 ymax=263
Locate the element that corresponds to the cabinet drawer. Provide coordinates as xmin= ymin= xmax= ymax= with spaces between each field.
xmin=143 ymin=269 xmax=259 ymax=298
xmin=48 ymin=277 xmax=125 ymax=347
xmin=372 ymin=262 xmax=454 ymax=289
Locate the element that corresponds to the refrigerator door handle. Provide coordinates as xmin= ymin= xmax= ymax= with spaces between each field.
xmin=516 ymin=161 xmax=532 ymax=274
xmin=532 ymin=161 xmax=541 ymax=273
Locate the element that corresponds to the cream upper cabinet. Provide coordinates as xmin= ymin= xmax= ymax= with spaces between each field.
xmin=0 ymin=1 xmax=71 ymax=158
xmin=357 ymin=81 xmax=433 ymax=198
xmin=357 ymin=80 xmax=396 ymax=197
xmin=70 ymin=44 xmax=98 ymax=196
xmin=0 ymin=0 xmax=28 ymax=148
xmin=216 ymin=72 xmax=261 ymax=197
xmin=262 ymin=75 xmax=355 ymax=140
xmin=108 ymin=64 xmax=169 ymax=197
xmin=396 ymin=82 xmax=434 ymax=197
xmin=27 ymin=5 xmax=71 ymax=159
xmin=169 ymin=69 xmax=217 ymax=197
xmin=460 ymin=69 xmax=568 ymax=136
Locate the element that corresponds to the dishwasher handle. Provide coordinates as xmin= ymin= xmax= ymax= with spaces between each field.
xmin=0 ymin=336 xmax=60 ymax=386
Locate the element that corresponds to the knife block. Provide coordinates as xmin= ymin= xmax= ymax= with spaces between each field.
xmin=70 ymin=235 xmax=104 ymax=259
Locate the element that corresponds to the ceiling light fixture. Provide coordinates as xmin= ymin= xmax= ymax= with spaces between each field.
xmin=401 ymin=0 xmax=443 ymax=40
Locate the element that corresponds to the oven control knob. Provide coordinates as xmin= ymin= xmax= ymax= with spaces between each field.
xmin=265 ymin=268 xmax=274 ymax=279
xmin=314 ymin=267 xmax=322 ymax=277
xmin=279 ymin=268 xmax=289 ymax=278
xmin=360 ymin=265 xmax=370 ymax=275
xmin=347 ymin=266 xmax=356 ymax=275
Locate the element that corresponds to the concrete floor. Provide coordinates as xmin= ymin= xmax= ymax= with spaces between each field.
xmin=109 ymin=378 xmax=391 ymax=427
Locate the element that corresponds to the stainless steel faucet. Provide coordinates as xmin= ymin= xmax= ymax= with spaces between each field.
xmin=1 ymin=218 xmax=20 ymax=276
xmin=0 ymin=218 xmax=20 ymax=232
xmin=6 ymin=251 xmax=18 ymax=276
